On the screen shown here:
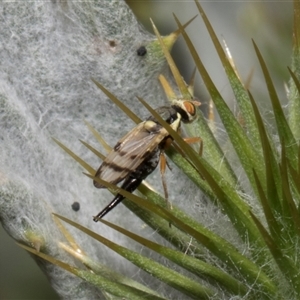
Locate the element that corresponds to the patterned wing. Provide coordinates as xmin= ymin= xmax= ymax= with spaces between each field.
xmin=93 ymin=120 xmax=169 ymax=188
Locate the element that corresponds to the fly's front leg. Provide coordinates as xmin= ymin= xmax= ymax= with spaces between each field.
xmin=176 ymin=126 xmax=203 ymax=156
xmin=183 ymin=136 xmax=203 ymax=156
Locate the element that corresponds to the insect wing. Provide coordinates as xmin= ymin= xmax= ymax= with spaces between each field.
xmin=93 ymin=121 xmax=168 ymax=188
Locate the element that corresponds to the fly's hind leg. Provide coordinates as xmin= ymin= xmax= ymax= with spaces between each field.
xmin=159 ymin=151 xmax=172 ymax=210
xmin=159 ymin=151 xmax=173 ymax=228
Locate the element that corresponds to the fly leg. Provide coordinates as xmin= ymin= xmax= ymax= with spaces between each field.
xmin=183 ymin=137 xmax=203 ymax=156
xmin=173 ymin=126 xmax=203 ymax=157
xmin=159 ymin=151 xmax=171 ymax=210
xmin=160 ymin=151 xmax=175 ymax=228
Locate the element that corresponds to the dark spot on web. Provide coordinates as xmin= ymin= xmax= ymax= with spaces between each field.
xmin=109 ymin=40 xmax=116 ymax=48
xmin=137 ymin=46 xmax=147 ymax=56
xmin=71 ymin=202 xmax=80 ymax=212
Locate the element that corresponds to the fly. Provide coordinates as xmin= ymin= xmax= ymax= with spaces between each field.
xmin=93 ymin=99 xmax=199 ymax=222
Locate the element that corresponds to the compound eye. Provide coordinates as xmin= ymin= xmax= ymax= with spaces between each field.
xmin=183 ymin=101 xmax=196 ymax=116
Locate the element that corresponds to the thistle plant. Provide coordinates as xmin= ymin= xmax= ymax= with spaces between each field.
xmin=1 ymin=1 xmax=299 ymax=299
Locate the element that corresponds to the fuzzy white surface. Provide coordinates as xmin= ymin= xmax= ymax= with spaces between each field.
xmin=0 ymin=1 xmax=181 ymax=298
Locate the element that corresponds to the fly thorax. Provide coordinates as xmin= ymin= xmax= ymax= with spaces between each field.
xmin=170 ymin=113 xmax=182 ymax=132
xmin=143 ymin=120 xmax=161 ymax=133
